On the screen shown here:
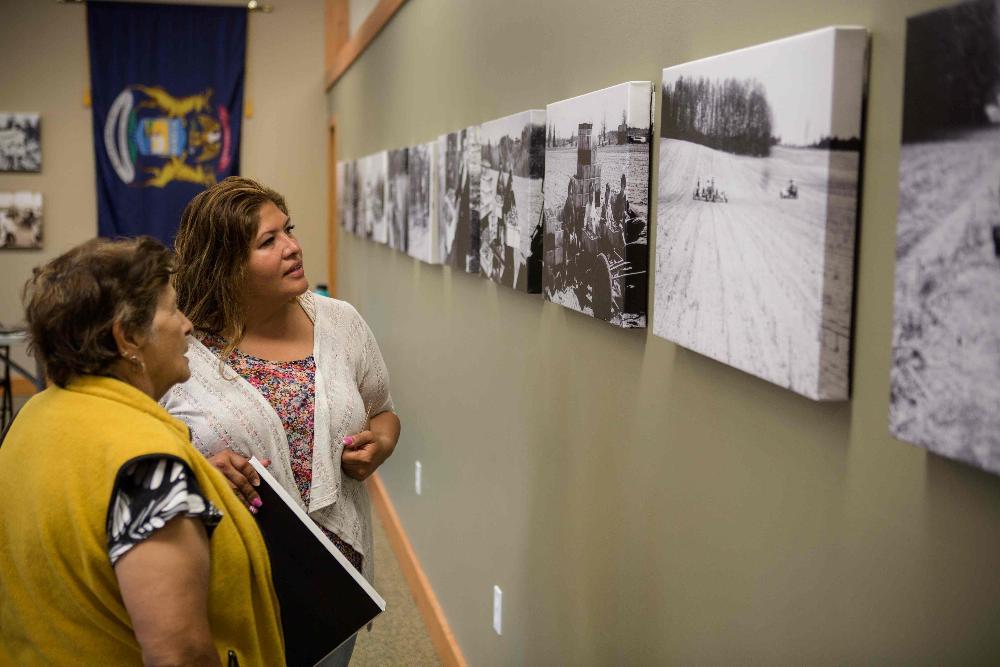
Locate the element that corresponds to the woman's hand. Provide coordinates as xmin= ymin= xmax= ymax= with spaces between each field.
xmin=207 ymin=449 xmax=270 ymax=512
xmin=341 ymin=411 xmax=400 ymax=481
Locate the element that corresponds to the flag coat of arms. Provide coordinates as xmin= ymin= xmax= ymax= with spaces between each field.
xmin=87 ymin=1 xmax=246 ymax=244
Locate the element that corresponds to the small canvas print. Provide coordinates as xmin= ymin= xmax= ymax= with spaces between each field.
xmin=0 ymin=191 xmax=43 ymax=249
xmin=362 ymin=152 xmax=387 ymax=243
xmin=342 ymin=160 xmax=359 ymax=235
xmin=479 ymin=109 xmax=546 ymax=292
xmin=336 ymin=160 xmax=346 ymax=231
xmin=435 ymin=133 xmax=450 ymax=262
xmin=890 ymin=0 xmax=1000 ymax=473
xmin=0 ymin=113 xmax=41 ymax=172
xmin=387 ymin=148 xmax=409 ymax=252
xmin=653 ymin=27 xmax=868 ymax=400
xmin=407 ymin=141 xmax=439 ymax=264
xmin=543 ymin=81 xmax=653 ymax=327
xmin=438 ymin=127 xmax=481 ymax=273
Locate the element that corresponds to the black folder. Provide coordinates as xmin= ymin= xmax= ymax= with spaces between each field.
xmin=249 ymin=457 xmax=385 ymax=667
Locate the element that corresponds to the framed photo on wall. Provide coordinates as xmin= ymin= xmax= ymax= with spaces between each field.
xmin=543 ymin=81 xmax=653 ymax=328
xmin=653 ymin=27 xmax=869 ymax=400
xmin=890 ymin=0 xmax=1000 ymax=474
xmin=479 ymin=109 xmax=546 ymax=293
xmin=0 ymin=191 xmax=43 ymax=249
xmin=0 ymin=113 xmax=41 ymax=173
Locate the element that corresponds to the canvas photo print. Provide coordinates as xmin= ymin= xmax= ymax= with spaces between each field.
xmin=342 ymin=160 xmax=359 ymax=235
xmin=0 ymin=191 xmax=43 ymax=249
xmin=407 ymin=141 xmax=439 ymax=264
xmin=890 ymin=0 xmax=1000 ymax=474
xmin=362 ymin=152 xmax=387 ymax=243
xmin=387 ymin=147 xmax=409 ymax=252
xmin=438 ymin=127 xmax=481 ymax=273
xmin=653 ymin=27 xmax=868 ymax=400
xmin=479 ymin=109 xmax=546 ymax=292
xmin=0 ymin=113 xmax=41 ymax=172
xmin=543 ymin=81 xmax=653 ymax=328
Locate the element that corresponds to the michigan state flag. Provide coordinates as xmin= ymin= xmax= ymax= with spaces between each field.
xmin=88 ymin=1 xmax=246 ymax=245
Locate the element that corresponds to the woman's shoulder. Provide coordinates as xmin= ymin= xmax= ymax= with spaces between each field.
xmin=307 ymin=292 xmax=365 ymax=327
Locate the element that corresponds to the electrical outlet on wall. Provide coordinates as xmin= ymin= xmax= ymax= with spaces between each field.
xmin=415 ymin=461 xmax=422 ymax=496
xmin=493 ymin=585 xmax=502 ymax=635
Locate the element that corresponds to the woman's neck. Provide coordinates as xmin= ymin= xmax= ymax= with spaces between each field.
xmin=242 ymin=296 xmax=302 ymax=339
xmin=236 ymin=295 xmax=314 ymax=362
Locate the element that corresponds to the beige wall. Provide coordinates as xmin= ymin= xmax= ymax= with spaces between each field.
xmin=329 ymin=0 xmax=1000 ymax=664
xmin=0 ymin=0 xmax=327 ymax=370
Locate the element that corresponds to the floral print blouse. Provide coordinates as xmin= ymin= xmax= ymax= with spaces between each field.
xmin=202 ymin=333 xmax=364 ymax=571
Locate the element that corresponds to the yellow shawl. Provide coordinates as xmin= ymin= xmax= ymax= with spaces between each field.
xmin=0 ymin=376 xmax=284 ymax=666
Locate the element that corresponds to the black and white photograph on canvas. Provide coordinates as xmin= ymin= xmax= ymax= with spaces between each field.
xmin=0 ymin=113 xmax=41 ymax=172
xmin=387 ymin=148 xmax=409 ymax=252
xmin=438 ymin=127 xmax=481 ymax=273
xmin=362 ymin=152 xmax=387 ymax=243
xmin=653 ymin=27 xmax=868 ymax=400
xmin=342 ymin=160 xmax=358 ymax=235
xmin=435 ymin=133 xmax=450 ymax=262
xmin=0 ymin=191 xmax=43 ymax=249
xmin=543 ymin=81 xmax=652 ymax=328
xmin=479 ymin=109 xmax=546 ymax=292
xmin=336 ymin=160 xmax=346 ymax=232
xmin=890 ymin=0 xmax=1000 ymax=474
xmin=407 ymin=141 xmax=439 ymax=264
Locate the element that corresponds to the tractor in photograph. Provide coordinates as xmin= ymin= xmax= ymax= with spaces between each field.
xmin=693 ymin=177 xmax=728 ymax=203
xmin=779 ymin=179 xmax=799 ymax=199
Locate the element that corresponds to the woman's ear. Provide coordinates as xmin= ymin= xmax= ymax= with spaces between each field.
xmin=111 ymin=320 xmax=144 ymax=359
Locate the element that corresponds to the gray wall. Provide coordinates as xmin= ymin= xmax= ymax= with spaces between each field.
xmin=0 ymin=0 xmax=327 ymax=371
xmin=328 ymin=0 xmax=1000 ymax=664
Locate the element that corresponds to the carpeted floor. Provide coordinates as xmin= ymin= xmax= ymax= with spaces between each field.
xmin=351 ymin=507 xmax=441 ymax=666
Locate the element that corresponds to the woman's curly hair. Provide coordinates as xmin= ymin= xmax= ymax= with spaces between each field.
xmin=23 ymin=236 xmax=174 ymax=387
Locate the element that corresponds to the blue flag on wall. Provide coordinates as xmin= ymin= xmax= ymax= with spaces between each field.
xmin=87 ymin=1 xmax=246 ymax=245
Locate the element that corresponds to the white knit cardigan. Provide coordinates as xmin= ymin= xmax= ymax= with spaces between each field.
xmin=160 ymin=292 xmax=393 ymax=581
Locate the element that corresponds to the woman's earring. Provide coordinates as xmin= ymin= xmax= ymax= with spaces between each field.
xmin=126 ymin=354 xmax=146 ymax=372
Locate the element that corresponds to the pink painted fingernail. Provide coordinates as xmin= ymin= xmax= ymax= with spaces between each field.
xmin=249 ymin=505 xmax=258 ymax=514
xmin=343 ymin=436 xmax=354 ymax=446
xmin=251 ymin=497 xmax=263 ymax=508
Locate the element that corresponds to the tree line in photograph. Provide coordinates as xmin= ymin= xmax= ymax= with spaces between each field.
xmin=902 ymin=0 xmax=1000 ymax=142
xmin=660 ymin=75 xmax=775 ymax=157
xmin=482 ymin=124 xmax=545 ymax=178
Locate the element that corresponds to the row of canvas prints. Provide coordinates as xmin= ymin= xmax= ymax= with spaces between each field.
xmin=337 ymin=26 xmax=864 ymax=401
xmin=338 ymin=8 xmax=1000 ymax=478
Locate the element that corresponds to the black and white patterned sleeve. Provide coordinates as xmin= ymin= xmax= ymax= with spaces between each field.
xmin=107 ymin=456 xmax=224 ymax=566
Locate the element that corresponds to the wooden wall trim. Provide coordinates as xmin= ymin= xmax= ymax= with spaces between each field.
xmin=325 ymin=0 xmax=410 ymax=89
xmin=367 ymin=473 xmax=468 ymax=667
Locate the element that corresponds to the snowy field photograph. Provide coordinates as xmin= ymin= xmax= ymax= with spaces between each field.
xmin=653 ymin=27 xmax=868 ymax=400
xmin=0 ymin=113 xmax=41 ymax=172
xmin=542 ymin=81 xmax=652 ymax=328
xmin=387 ymin=147 xmax=408 ymax=252
xmin=890 ymin=0 xmax=1000 ymax=474
xmin=479 ymin=109 xmax=545 ymax=292
xmin=0 ymin=191 xmax=43 ymax=249
xmin=362 ymin=152 xmax=387 ymax=243
xmin=407 ymin=141 xmax=439 ymax=263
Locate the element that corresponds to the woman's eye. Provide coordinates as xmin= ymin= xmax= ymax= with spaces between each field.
xmin=285 ymin=225 xmax=295 ymax=234
xmin=260 ymin=237 xmax=274 ymax=247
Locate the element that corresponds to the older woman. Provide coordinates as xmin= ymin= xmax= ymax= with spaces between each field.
xmin=0 ymin=237 xmax=284 ymax=666
xmin=163 ymin=177 xmax=400 ymax=665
